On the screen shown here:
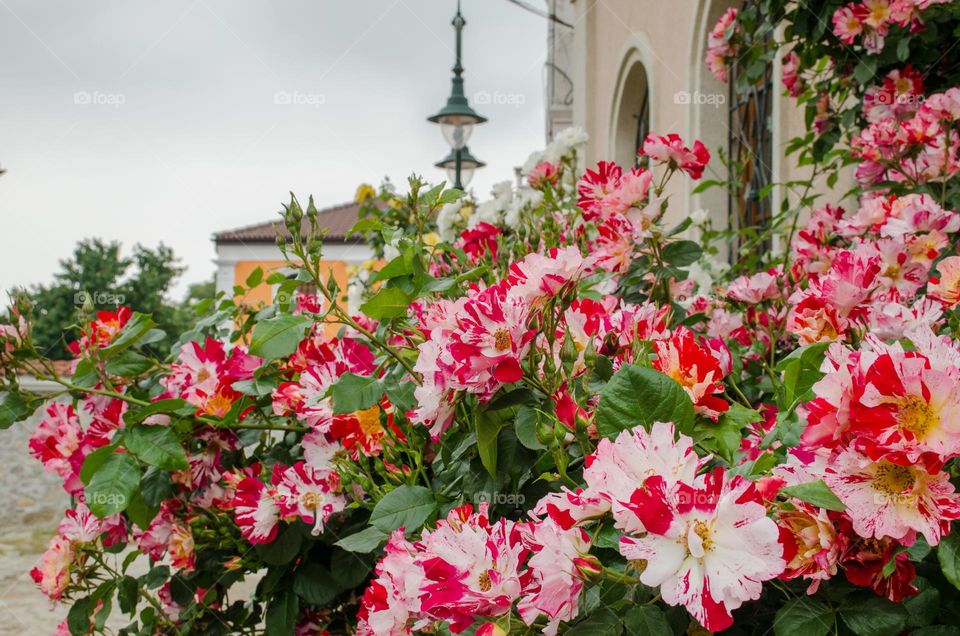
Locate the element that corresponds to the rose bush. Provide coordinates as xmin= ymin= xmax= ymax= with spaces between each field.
xmin=5 ymin=2 xmax=960 ymax=633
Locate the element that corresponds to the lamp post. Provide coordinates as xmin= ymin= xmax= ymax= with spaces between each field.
xmin=428 ymin=1 xmax=486 ymax=189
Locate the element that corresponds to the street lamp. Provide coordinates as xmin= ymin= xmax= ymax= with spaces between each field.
xmin=428 ymin=1 xmax=486 ymax=189
xmin=434 ymin=146 xmax=485 ymax=189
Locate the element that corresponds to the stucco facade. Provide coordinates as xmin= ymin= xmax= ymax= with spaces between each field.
xmin=548 ymin=0 xmax=843 ymax=247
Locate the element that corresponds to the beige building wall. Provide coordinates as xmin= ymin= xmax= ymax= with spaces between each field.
xmin=553 ymin=0 xmax=846 ymax=246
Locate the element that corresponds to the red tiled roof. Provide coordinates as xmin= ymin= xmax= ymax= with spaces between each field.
xmin=214 ymin=201 xmax=367 ymax=244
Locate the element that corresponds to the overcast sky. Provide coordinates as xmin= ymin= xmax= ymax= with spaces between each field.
xmin=0 ymin=0 xmax=547 ymax=300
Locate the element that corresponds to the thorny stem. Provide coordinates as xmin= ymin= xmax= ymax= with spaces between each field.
xmin=91 ymin=553 xmax=182 ymax=635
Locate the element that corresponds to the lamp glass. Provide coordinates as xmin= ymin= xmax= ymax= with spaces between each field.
xmin=442 ymin=156 xmax=479 ymax=188
xmin=440 ymin=117 xmax=474 ymax=150
xmin=459 ymin=163 xmax=476 ymax=187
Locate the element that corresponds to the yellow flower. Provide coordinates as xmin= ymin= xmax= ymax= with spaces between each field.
xmin=423 ymin=232 xmax=440 ymax=246
xmin=388 ymin=196 xmax=403 ymax=210
xmin=354 ymin=183 xmax=376 ymax=204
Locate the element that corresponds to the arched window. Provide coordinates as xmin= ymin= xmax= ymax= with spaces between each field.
xmin=727 ymin=5 xmax=773 ymax=251
xmin=633 ymin=86 xmax=650 ymax=169
xmin=611 ymin=58 xmax=651 ymax=168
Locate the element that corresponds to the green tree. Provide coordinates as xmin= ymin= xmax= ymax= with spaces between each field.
xmin=28 ymin=239 xmax=189 ymax=359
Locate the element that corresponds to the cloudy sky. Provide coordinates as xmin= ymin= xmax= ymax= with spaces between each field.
xmin=0 ymin=0 xmax=547 ymax=299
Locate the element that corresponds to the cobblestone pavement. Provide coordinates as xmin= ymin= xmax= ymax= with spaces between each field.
xmin=0 ymin=413 xmax=262 ymax=633
xmin=0 ymin=415 xmax=72 ymax=632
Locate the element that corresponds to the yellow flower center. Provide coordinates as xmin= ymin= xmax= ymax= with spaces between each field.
xmin=693 ymin=520 xmax=715 ymax=552
xmin=301 ymin=491 xmax=321 ymax=511
xmin=477 ymin=571 xmax=492 ymax=592
xmin=869 ymin=5 xmax=889 ymax=23
xmin=203 ymin=392 xmax=233 ymax=418
xmin=872 ymin=462 xmax=915 ymax=496
xmin=897 ymin=396 xmax=938 ymax=440
xmin=355 ymin=405 xmax=383 ymax=437
xmin=493 ymin=329 xmax=512 ymax=352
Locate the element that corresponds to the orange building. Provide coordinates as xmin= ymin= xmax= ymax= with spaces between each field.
xmin=213 ymin=201 xmax=374 ymax=310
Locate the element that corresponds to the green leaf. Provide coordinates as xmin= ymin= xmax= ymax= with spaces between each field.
xmin=910 ymin=628 xmax=960 ymax=636
xmin=256 ymin=524 xmax=303 ymax=566
xmin=67 ymin=597 xmax=92 ymax=636
xmin=904 ymin=581 xmax=939 ymax=628
xmin=104 ymin=350 xmax=153 ymax=376
xmin=360 ymin=287 xmax=411 ymax=320
xmin=233 ymin=377 xmax=279 ymax=397
xmin=370 ymin=255 xmax=413 ymax=284
xmin=593 ymin=523 xmax=621 ymax=550
xmin=84 ymin=452 xmax=141 ymax=517
xmin=118 ymin=575 xmax=139 ymax=614
xmin=349 ymin=217 xmax=384 ymax=235
xmin=840 ymin=596 xmax=908 ymax=636
xmin=123 ymin=425 xmax=188 ymax=471
xmin=476 ymin=409 xmax=506 ymax=477
xmin=623 ymin=605 xmax=671 ymax=636
xmin=331 ymin=373 xmax=384 ymax=414
xmin=774 ymin=598 xmax=833 ymax=636
xmin=897 ymin=36 xmax=911 ymax=62
xmin=125 ymin=399 xmax=189 ymax=425
xmin=264 ymin=589 xmax=298 ymax=636
xmin=293 ymin=562 xmax=338 ymax=605
xmin=720 ymin=402 xmax=762 ymax=426
xmin=420 ymin=277 xmax=455 ymax=293
xmin=780 ymin=480 xmax=846 ymax=512
xmin=853 ymin=58 xmax=878 ymax=84
xmin=101 ymin=313 xmax=157 ymax=357
xmin=329 ymin=548 xmax=371 ymax=589
xmin=661 ymin=240 xmax=703 ymax=267
xmin=0 ymin=391 xmax=37 ymax=429
xmin=938 ymin=532 xmax=960 ymax=591
xmin=245 ymin=266 xmax=264 ymax=288
xmin=485 ymin=389 xmax=535 ymax=411
xmin=438 ymin=188 xmax=465 ymax=204
xmin=514 ymin=405 xmax=545 ymax=450
xmin=699 ymin=414 xmax=745 ymax=462
xmin=385 ymin=382 xmax=417 ymax=417
xmin=595 ymin=365 xmax=695 ymax=438
xmin=141 ymin=565 xmax=170 ymax=590
xmin=125 ymin=487 xmax=159 ymax=530
xmin=249 ymin=314 xmax=311 ymax=360
xmin=139 ymin=466 xmax=173 ymax=507
xmin=335 ymin=526 xmax=388 ymax=553
xmin=370 ymin=485 xmax=436 ymax=534
xmin=776 ymin=342 xmax=830 ymax=409
xmin=71 ymin=358 xmax=99 ymax=388
xmin=565 ymin=607 xmax=623 ymax=635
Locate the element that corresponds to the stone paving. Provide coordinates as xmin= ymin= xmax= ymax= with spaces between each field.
xmin=0 ymin=407 xmax=263 ymax=633
xmin=0 ymin=414 xmax=72 ymax=633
